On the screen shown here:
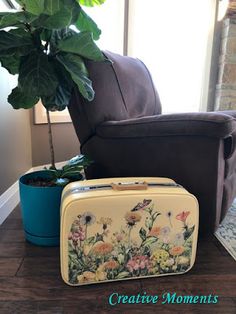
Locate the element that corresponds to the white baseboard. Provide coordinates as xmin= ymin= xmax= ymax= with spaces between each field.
xmin=0 ymin=180 xmax=20 ymax=225
xmin=0 ymin=161 xmax=67 ymax=225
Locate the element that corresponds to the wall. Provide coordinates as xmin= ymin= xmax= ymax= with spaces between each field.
xmin=30 ymin=111 xmax=80 ymax=167
xmin=0 ymin=67 xmax=32 ymax=195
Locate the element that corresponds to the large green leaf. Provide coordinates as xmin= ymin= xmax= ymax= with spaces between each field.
xmin=77 ymin=0 xmax=106 ymax=7
xmin=141 ymin=236 xmax=158 ymax=247
xmin=0 ymin=29 xmax=30 ymax=71
xmin=0 ymin=55 xmax=20 ymax=75
xmin=50 ymin=28 xmax=76 ymax=46
xmin=75 ymin=8 xmax=101 ymax=40
xmin=0 ymin=30 xmax=33 ymax=52
xmin=41 ymin=59 xmax=73 ymax=111
xmin=32 ymin=6 xmax=75 ymax=29
xmin=20 ymin=0 xmax=45 ymax=15
xmin=56 ymin=52 xmax=94 ymax=100
xmin=139 ymin=227 xmax=147 ymax=242
xmin=16 ymin=0 xmax=64 ymax=16
xmin=0 ymin=11 xmax=35 ymax=29
xmin=41 ymin=85 xmax=71 ymax=111
xmin=40 ymin=28 xmax=52 ymax=42
xmin=8 ymin=87 xmax=39 ymax=109
xmin=58 ymin=31 xmax=104 ymax=61
xmin=0 ymin=29 xmax=35 ymax=59
xmin=18 ymin=51 xmax=58 ymax=96
xmin=44 ymin=0 xmax=62 ymax=15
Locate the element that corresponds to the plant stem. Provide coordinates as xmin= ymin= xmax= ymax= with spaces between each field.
xmin=46 ymin=109 xmax=56 ymax=169
xmin=128 ymin=227 xmax=132 ymax=247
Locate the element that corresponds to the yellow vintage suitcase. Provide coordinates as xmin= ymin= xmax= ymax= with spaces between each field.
xmin=60 ymin=178 xmax=199 ymax=286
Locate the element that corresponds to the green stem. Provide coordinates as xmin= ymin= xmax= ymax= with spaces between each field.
xmin=85 ymin=225 xmax=88 ymax=240
xmin=128 ymin=227 xmax=132 ymax=247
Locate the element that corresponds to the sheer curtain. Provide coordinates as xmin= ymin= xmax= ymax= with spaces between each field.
xmin=128 ymin=0 xmax=216 ymax=113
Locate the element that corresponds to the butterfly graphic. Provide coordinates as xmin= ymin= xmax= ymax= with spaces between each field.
xmin=131 ymin=199 xmax=152 ymax=211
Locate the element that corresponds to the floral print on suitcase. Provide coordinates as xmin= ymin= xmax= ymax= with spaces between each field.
xmin=68 ymin=199 xmax=195 ymax=284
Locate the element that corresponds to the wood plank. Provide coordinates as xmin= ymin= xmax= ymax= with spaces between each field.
xmin=0 ymin=275 xmax=235 ymax=300
xmin=0 ymin=297 xmax=235 ymax=314
xmin=0 ymin=242 xmax=59 ymax=258
xmin=0 ymin=258 xmax=23 ymax=276
xmin=0 ymin=229 xmax=25 ymax=243
xmin=139 ymin=274 xmax=236 ymax=297
xmin=7 ymin=206 xmax=21 ymax=219
xmin=191 ymin=256 xmax=236 ymax=275
xmin=0 ymin=302 xmax=37 ymax=314
xmin=0 ymin=218 xmax=23 ymax=230
xmin=0 ymin=276 xmax=142 ymax=301
xmin=16 ymin=257 xmax=60 ymax=277
xmin=0 ymin=207 xmax=235 ymax=313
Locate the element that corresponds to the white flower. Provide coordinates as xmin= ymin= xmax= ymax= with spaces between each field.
xmin=80 ymin=212 xmax=96 ymax=226
xmin=162 ymin=236 xmax=170 ymax=244
xmin=161 ymin=226 xmax=171 ymax=236
xmin=118 ymin=254 xmax=125 ymax=264
xmin=173 ymin=233 xmax=185 ymax=245
xmin=165 ymin=258 xmax=175 ymax=267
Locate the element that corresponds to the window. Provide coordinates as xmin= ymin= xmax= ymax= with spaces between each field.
xmin=128 ymin=0 xmax=217 ymax=113
xmin=84 ymin=0 xmax=125 ymax=54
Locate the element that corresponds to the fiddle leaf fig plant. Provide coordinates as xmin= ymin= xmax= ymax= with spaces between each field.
xmin=0 ymin=0 xmax=106 ymax=180
xmin=0 ymin=0 xmax=106 ymax=108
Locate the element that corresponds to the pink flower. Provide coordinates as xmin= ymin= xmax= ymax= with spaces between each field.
xmin=77 ymin=231 xmax=86 ymax=241
xmin=126 ymin=256 xmax=151 ymax=272
xmin=70 ymin=226 xmax=86 ymax=242
xmin=127 ymin=259 xmax=136 ymax=272
xmin=116 ymin=234 xmax=123 ymax=242
xmin=176 ymin=211 xmax=190 ymax=222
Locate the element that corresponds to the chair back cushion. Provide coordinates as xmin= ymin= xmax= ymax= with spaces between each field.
xmin=69 ymin=51 xmax=162 ymax=144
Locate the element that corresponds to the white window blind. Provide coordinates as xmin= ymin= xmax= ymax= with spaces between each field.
xmin=128 ymin=0 xmax=216 ymax=113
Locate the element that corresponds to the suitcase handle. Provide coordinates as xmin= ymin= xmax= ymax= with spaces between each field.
xmin=111 ymin=181 xmax=148 ymax=191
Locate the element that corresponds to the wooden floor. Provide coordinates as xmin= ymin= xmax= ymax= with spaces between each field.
xmin=0 ymin=206 xmax=235 ymax=314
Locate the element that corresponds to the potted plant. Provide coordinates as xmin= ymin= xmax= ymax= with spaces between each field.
xmin=0 ymin=0 xmax=106 ymax=246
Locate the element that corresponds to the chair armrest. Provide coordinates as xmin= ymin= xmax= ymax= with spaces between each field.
xmin=96 ymin=112 xmax=236 ymax=139
xmin=215 ymin=110 xmax=236 ymax=119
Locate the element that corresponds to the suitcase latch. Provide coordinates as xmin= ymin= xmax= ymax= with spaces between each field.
xmin=111 ymin=181 xmax=148 ymax=191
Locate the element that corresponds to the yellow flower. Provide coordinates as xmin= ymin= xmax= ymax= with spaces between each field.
xmin=95 ymin=269 xmax=107 ymax=281
xmin=125 ymin=212 xmax=142 ymax=225
xmin=178 ymin=256 xmax=190 ymax=265
xmin=160 ymin=261 xmax=169 ymax=270
xmin=77 ymin=271 xmax=95 ymax=283
xmin=92 ymin=242 xmax=113 ymax=256
xmin=169 ymin=246 xmax=185 ymax=256
xmin=151 ymin=249 xmax=169 ymax=263
xmin=97 ymin=217 xmax=112 ymax=225
xmin=148 ymin=267 xmax=160 ymax=275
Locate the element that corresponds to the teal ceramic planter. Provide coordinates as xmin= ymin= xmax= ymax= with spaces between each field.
xmin=19 ymin=170 xmax=64 ymax=246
